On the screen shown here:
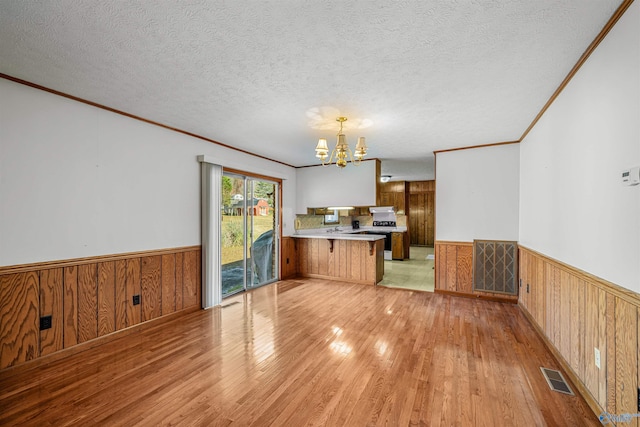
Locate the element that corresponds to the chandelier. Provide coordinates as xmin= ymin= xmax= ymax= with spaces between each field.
xmin=314 ymin=117 xmax=368 ymax=168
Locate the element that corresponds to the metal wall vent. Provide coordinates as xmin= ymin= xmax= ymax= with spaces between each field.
xmin=540 ymin=367 xmax=574 ymax=395
xmin=473 ymin=240 xmax=518 ymax=295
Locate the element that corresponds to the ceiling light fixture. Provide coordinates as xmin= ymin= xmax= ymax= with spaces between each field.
xmin=380 ymin=175 xmax=391 ymax=183
xmin=315 ymin=117 xmax=367 ymax=168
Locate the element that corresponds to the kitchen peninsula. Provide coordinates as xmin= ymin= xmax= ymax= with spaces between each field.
xmin=293 ymin=231 xmax=385 ymax=285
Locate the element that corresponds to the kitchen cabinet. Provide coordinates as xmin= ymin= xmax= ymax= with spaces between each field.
xmin=392 ymin=231 xmax=409 ymax=260
xmin=294 ymin=234 xmax=385 ymax=285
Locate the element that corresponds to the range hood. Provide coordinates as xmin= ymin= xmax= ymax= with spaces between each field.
xmin=369 ymin=206 xmax=395 ymax=214
xmin=370 ymin=206 xmax=397 ymax=225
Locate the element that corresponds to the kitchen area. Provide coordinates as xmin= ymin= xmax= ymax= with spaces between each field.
xmin=291 ymin=160 xmax=435 ymax=289
xmin=293 ymin=205 xmax=410 ymax=285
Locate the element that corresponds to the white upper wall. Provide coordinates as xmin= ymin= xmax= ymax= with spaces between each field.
xmin=295 ymin=160 xmax=378 ymax=213
xmin=0 ymin=79 xmax=297 ymax=266
xmin=519 ymin=2 xmax=640 ymax=293
xmin=435 ymin=143 xmax=520 ymax=242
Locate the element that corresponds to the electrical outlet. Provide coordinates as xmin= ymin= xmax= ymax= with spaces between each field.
xmin=40 ymin=315 xmax=52 ymax=331
xmin=594 ymin=347 xmax=601 ymax=369
xmin=133 ymin=294 xmax=141 ymax=305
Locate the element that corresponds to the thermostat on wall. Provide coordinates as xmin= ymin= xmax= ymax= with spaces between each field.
xmin=621 ymin=166 xmax=640 ymax=186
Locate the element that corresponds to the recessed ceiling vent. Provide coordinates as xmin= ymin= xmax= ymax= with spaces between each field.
xmin=540 ymin=367 xmax=574 ymax=395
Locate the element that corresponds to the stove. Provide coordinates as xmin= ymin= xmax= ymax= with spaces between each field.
xmin=372 ymin=221 xmax=396 ymax=227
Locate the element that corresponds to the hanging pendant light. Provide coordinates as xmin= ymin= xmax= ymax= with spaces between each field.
xmin=314 ymin=117 xmax=367 ymax=168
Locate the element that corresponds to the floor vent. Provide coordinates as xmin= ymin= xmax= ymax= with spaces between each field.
xmin=221 ymin=301 xmax=240 ymax=309
xmin=540 ymin=367 xmax=574 ymax=395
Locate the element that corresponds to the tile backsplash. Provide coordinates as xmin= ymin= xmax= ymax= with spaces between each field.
xmin=295 ymin=214 xmax=406 ymax=230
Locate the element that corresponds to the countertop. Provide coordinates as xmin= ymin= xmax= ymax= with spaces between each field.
xmin=293 ymin=232 xmax=385 ymax=241
xmin=293 ymin=226 xmax=407 ymax=241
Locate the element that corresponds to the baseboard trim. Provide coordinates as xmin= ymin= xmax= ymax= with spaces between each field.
xmin=435 ymin=289 xmax=518 ymax=304
xmin=518 ymin=302 xmax=603 ymax=419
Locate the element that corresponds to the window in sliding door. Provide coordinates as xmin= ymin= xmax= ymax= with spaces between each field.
xmin=221 ymin=172 xmax=279 ymax=297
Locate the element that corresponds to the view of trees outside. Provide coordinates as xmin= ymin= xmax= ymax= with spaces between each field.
xmin=221 ymin=175 xmax=277 ymax=296
xmin=222 ymin=176 xmax=274 ymax=210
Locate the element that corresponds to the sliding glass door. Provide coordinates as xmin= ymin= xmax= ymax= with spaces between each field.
xmin=221 ymin=172 xmax=278 ymax=297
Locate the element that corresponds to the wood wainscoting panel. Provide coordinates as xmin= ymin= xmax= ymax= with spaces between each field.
xmin=606 ymin=293 xmax=616 ymax=414
xmin=518 ymin=245 xmax=640 ymax=420
xmin=326 ymin=239 xmax=336 ymax=278
xmin=310 ymin=239 xmax=320 ymax=275
xmin=280 ymin=237 xmax=297 ymax=279
xmin=559 ymin=270 xmax=572 ymax=363
xmin=349 ymin=240 xmax=363 ymax=282
xmin=597 ymin=286 xmax=608 ymax=409
xmin=39 ymin=268 xmax=63 ymax=357
xmin=569 ymin=274 xmax=585 ymax=382
xmin=114 ymin=260 xmax=127 ymax=331
xmin=444 ymin=245 xmax=457 ymax=292
xmin=182 ymin=250 xmax=199 ymax=309
xmin=294 ymin=238 xmax=383 ymax=285
xmin=141 ymin=256 xmax=162 ymax=321
xmin=317 ymin=238 xmax=329 ymax=276
xmin=97 ymin=262 xmax=116 ymax=337
xmin=125 ymin=258 xmax=142 ymax=327
xmin=535 ymin=257 xmax=546 ymax=333
xmin=0 ymin=272 xmax=39 ymax=370
xmin=63 ymin=266 xmax=78 ymax=348
xmin=77 ymin=263 xmax=98 ymax=344
xmin=161 ymin=254 xmax=176 ymax=315
xmin=435 ymin=241 xmax=516 ymax=302
xmin=615 ymin=297 xmax=638 ymax=426
xmin=337 ymin=239 xmax=348 ymax=279
xmin=175 ymin=252 xmax=184 ymax=311
xmin=583 ymin=282 xmax=599 ymax=401
xmin=0 ymin=246 xmax=201 ymax=370
xmin=455 ymin=245 xmax=473 ymax=294
xmin=296 ymin=239 xmax=309 ymax=277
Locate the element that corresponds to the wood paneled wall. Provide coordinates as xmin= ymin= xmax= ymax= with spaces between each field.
xmin=281 ymin=237 xmax=297 ymax=280
xmin=519 ymin=246 xmax=639 ymax=422
xmin=296 ymin=238 xmax=384 ymax=285
xmin=0 ymin=247 xmax=201 ymax=370
xmin=409 ymin=181 xmax=435 ymax=246
xmin=434 ymin=241 xmax=518 ymax=303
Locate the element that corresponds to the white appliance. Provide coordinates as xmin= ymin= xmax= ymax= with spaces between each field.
xmin=370 ymin=207 xmax=397 ymax=260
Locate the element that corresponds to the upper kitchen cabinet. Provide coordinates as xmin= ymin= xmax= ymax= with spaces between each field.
xmin=295 ymin=159 xmax=380 ymax=213
xmin=379 ymin=181 xmax=408 ymax=214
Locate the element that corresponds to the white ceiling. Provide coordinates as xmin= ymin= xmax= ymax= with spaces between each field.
xmin=0 ymin=1 xmax=622 ymax=181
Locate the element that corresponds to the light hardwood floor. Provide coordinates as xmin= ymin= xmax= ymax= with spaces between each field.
xmin=0 ymin=278 xmax=599 ymax=426
xmin=379 ymin=246 xmax=435 ymax=292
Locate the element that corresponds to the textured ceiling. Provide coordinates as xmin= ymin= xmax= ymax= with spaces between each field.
xmin=0 ymin=1 xmax=622 ymax=181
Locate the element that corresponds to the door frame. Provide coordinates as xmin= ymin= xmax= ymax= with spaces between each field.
xmin=222 ymin=168 xmax=282 ymax=296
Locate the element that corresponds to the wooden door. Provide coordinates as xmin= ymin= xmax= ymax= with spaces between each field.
xmin=408 ymin=181 xmax=435 ymax=246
